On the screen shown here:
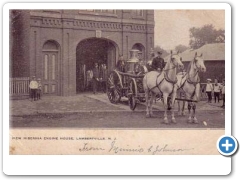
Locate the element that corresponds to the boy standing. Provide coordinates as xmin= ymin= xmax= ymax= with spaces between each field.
xmin=29 ymin=76 xmax=38 ymax=101
xmin=36 ymin=78 xmax=42 ymax=100
xmin=205 ymin=79 xmax=213 ymax=103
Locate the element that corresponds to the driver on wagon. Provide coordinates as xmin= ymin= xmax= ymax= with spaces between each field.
xmin=151 ymin=51 xmax=165 ymax=73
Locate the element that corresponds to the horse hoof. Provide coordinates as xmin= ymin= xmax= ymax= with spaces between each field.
xmin=146 ymin=114 xmax=150 ymax=118
xmin=193 ymin=120 xmax=199 ymax=124
xmin=172 ymin=119 xmax=177 ymax=124
xmin=182 ymin=112 xmax=186 ymax=116
xmin=164 ymin=118 xmax=169 ymax=124
xmin=193 ymin=119 xmax=199 ymax=124
xmin=187 ymin=119 xmax=193 ymax=123
xmin=178 ymin=112 xmax=182 ymax=116
xmin=150 ymin=113 xmax=154 ymax=117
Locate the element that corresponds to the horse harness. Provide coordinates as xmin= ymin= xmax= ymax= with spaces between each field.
xmin=146 ymin=67 xmax=178 ymax=96
xmin=178 ymin=67 xmax=200 ymax=99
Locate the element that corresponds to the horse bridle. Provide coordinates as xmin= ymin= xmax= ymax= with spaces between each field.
xmin=180 ymin=57 xmax=202 ymax=99
xmin=163 ymin=54 xmax=181 ymax=72
xmin=187 ymin=57 xmax=204 ymax=83
xmin=146 ymin=54 xmax=181 ymax=93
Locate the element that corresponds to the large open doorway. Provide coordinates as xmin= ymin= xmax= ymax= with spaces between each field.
xmin=76 ymin=38 xmax=118 ymax=93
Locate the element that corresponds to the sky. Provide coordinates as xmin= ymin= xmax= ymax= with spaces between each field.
xmin=154 ymin=10 xmax=225 ymax=50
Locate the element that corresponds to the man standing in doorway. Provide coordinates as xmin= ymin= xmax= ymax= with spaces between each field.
xmin=92 ymin=63 xmax=100 ymax=94
xmin=100 ymin=64 xmax=108 ymax=93
xmin=151 ymin=51 xmax=165 ymax=73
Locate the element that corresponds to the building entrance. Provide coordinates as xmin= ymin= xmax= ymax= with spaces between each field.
xmin=76 ymin=38 xmax=117 ymax=93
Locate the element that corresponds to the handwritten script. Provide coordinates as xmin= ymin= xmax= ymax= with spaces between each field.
xmin=79 ymin=140 xmax=194 ymax=155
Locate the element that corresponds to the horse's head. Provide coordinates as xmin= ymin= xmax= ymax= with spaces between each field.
xmin=170 ymin=50 xmax=184 ymax=70
xmin=193 ymin=52 xmax=206 ymax=72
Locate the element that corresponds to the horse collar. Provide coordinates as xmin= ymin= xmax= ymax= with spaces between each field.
xmin=164 ymin=72 xmax=178 ymax=84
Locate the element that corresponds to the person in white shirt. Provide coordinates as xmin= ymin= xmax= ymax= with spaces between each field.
xmin=213 ymin=78 xmax=221 ymax=103
xmin=29 ymin=76 xmax=38 ymax=101
xmin=205 ymin=79 xmax=213 ymax=103
xmin=221 ymin=79 xmax=225 ymax=108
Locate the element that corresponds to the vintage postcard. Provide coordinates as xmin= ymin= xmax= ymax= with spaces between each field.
xmin=3 ymin=2 xmax=233 ymax=175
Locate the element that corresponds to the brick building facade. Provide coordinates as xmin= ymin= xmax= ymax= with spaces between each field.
xmin=10 ymin=10 xmax=155 ymax=96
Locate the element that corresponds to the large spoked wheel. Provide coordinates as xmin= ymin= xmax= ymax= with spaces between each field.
xmin=107 ymin=71 xmax=122 ymax=104
xmin=129 ymin=95 xmax=136 ymax=111
xmin=128 ymin=79 xmax=137 ymax=111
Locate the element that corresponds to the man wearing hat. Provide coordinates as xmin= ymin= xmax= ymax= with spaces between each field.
xmin=151 ymin=51 xmax=165 ymax=72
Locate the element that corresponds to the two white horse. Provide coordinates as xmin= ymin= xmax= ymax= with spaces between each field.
xmin=143 ymin=51 xmax=184 ymax=124
xmin=176 ymin=52 xmax=206 ymax=123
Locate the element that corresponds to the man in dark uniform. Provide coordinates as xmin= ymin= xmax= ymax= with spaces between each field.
xmin=117 ymin=55 xmax=125 ymax=72
xmin=151 ymin=51 xmax=165 ymax=72
xmin=92 ymin=63 xmax=100 ymax=94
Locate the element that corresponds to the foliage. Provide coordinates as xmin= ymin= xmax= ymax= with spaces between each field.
xmin=189 ymin=24 xmax=225 ymax=49
xmin=175 ymin=44 xmax=188 ymax=53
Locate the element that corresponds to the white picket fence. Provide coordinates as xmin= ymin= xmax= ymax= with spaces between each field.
xmin=10 ymin=77 xmax=30 ymax=95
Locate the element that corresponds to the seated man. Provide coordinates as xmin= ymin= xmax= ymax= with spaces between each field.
xmin=151 ymin=51 xmax=165 ymax=73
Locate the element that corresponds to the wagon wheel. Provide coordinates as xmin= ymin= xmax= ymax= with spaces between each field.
xmin=107 ymin=70 xmax=123 ymax=104
xmin=128 ymin=79 xmax=137 ymax=111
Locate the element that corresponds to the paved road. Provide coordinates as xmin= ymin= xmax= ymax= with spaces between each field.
xmin=10 ymin=93 xmax=225 ymax=129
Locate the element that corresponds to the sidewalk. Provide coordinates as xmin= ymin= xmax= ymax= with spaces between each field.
xmin=10 ymin=93 xmax=224 ymax=116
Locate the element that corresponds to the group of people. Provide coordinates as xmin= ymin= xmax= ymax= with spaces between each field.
xmin=117 ymin=51 xmax=165 ymax=73
xmin=29 ymin=76 xmax=42 ymax=101
xmin=205 ymin=78 xmax=225 ymax=108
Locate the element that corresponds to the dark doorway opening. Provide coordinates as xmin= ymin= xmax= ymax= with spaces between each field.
xmin=76 ymin=38 xmax=117 ymax=93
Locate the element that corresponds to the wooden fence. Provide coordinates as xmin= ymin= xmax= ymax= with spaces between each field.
xmin=10 ymin=77 xmax=30 ymax=96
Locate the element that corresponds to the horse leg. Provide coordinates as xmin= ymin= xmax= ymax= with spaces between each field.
xmin=182 ymin=101 xmax=186 ymax=116
xmin=163 ymin=93 xmax=169 ymax=124
xmin=187 ymin=102 xmax=193 ymax=123
xmin=149 ymin=93 xmax=155 ymax=117
xmin=171 ymin=91 xmax=177 ymax=124
xmin=177 ymin=100 xmax=181 ymax=115
xmin=145 ymin=91 xmax=150 ymax=118
xmin=192 ymin=103 xmax=198 ymax=123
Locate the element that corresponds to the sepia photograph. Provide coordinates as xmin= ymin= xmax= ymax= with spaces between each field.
xmin=7 ymin=5 xmax=228 ymax=156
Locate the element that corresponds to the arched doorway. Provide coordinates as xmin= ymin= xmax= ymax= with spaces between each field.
xmin=76 ymin=38 xmax=118 ymax=93
xmin=42 ymin=40 xmax=60 ymax=95
xmin=132 ymin=43 xmax=145 ymax=62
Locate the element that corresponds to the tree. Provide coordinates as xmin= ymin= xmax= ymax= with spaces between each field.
xmin=154 ymin=46 xmax=169 ymax=58
xmin=175 ymin=44 xmax=188 ymax=53
xmin=189 ymin=24 xmax=225 ymax=49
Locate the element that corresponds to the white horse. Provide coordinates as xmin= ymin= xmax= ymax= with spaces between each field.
xmin=176 ymin=52 xmax=206 ymax=123
xmin=143 ymin=51 xmax=184 ymax=124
